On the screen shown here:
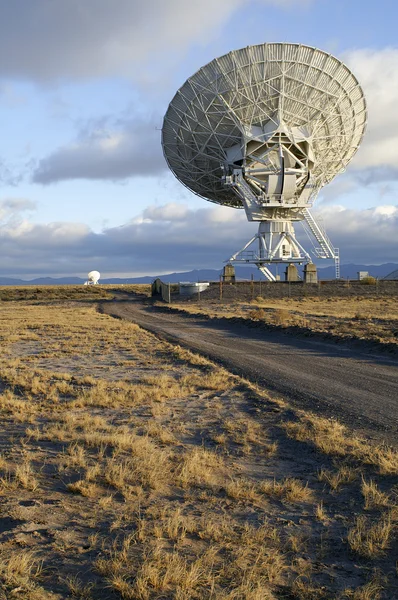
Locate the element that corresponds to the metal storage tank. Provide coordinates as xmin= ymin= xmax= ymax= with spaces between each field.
xmin=179 ymin=282 xmax=210 ymax=296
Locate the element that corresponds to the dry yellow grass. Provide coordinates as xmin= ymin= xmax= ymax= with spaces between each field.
xmin=259 ymin=477 xmax=315 ymax=503
xmin=318 ymin=465 xmax=358 ymax=490
xmin=0 ymin=291 xmax=396 ymax=598
xmin=0 ymin=549 xmax=50 ymax=599
xmin=314 ymin=501 xmax=328 ymax=522
xmin=343 ymin=576 xmax=385 ymax=600
xmin=284 ymin=413 xmax=398 ymax=475
xmin=361 ymin=478 xmax=391 ymax=510
xmin=347 ymin=514 xmax=395 ymax=557
xmin=169 ymin=295 xmax=398 ymax=346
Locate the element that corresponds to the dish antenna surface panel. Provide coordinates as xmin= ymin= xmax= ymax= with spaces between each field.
xmin=162 ymin=43 xmax=367 ymax=280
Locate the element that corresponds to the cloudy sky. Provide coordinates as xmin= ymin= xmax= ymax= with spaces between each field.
xmin=0 ymin=0 xmax=397 ymax=279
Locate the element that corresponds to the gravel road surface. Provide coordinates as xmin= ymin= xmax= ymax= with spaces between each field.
xmin=102 ymin=298 xmax=398 ymax=446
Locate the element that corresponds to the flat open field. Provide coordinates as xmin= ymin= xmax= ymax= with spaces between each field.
xmin=0 ymin=287 xmax=397 ymax=599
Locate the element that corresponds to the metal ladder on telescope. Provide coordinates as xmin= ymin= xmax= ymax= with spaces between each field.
xmin=302 ymin=208 xmax=340 ymax=279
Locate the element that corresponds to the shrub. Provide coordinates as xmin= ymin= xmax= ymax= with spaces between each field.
xmin=360 ymin=276 xmax=377 ymax=285
xmin=249 ymin=308 xmax=266 ymax=320
xmin=273 ymin=308 xmax=290 ymax=325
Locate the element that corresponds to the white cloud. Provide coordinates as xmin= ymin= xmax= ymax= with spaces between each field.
xmin=373 ymin=205 xmax=397 ymax=217
xmin=143 ymin=204 xmax=190 ymax=222
xmin=311 ymin=204 xmax=398 ymax=263
xmin=0 ymin=0 xmax=313 ymax=82
xmin=32 ymin=116 xmax=165 ymax=183
xmin=0 ymin=201 xmax=396 ymax=278
xmin=0 ymin=198 xmax=36 ymax=220
xmin=344 ymin=48 xmax=398 ymax=174
xmin=1 ymin=219 xmax=89 ymax=245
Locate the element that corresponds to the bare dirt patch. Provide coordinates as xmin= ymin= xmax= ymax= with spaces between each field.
xmin=0 ymin=296 xmax=396 ymax=598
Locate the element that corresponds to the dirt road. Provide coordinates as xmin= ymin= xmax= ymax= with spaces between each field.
xmin=102 ymin=298 xmax=398 ymax=446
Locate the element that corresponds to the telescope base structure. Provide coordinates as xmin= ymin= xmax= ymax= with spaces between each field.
xmin=229 ymin=221 xmax=312 ymax=282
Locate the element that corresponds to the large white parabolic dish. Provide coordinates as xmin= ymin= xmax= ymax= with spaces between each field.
xmin=86 ymin=270 xmax=100 ymax=285
xmin=162 ymin=43 xmax=367 ymax=280
xmin=162 ymin=43 xmax=366 ymax=208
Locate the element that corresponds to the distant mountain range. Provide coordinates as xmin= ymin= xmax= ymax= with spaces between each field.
xmin=0 ymin=263 xmax=397 ymax=286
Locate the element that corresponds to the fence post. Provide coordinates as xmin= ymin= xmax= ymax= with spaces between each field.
xmin=219 ymin=275 xmax=223 ymax=301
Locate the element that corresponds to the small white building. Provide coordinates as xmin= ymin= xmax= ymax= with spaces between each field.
xmin=179 ymin=282 xmax=210 ymax=296
xmin=357 ymin=271 xmax=369 ymax=280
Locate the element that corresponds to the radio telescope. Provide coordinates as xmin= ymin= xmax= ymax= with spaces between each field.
xmin=162 ymin=43 xmax=367 ymax=280
xmin=84 ymin=270 xmax=100 ymax=285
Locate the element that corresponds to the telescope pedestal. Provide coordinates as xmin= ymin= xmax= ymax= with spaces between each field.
xmin=229 ymin=221 xmax=311 ymax=282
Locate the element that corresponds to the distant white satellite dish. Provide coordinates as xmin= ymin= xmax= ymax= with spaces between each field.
xmin=84 ymin=270 xmax=100 ymax=285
